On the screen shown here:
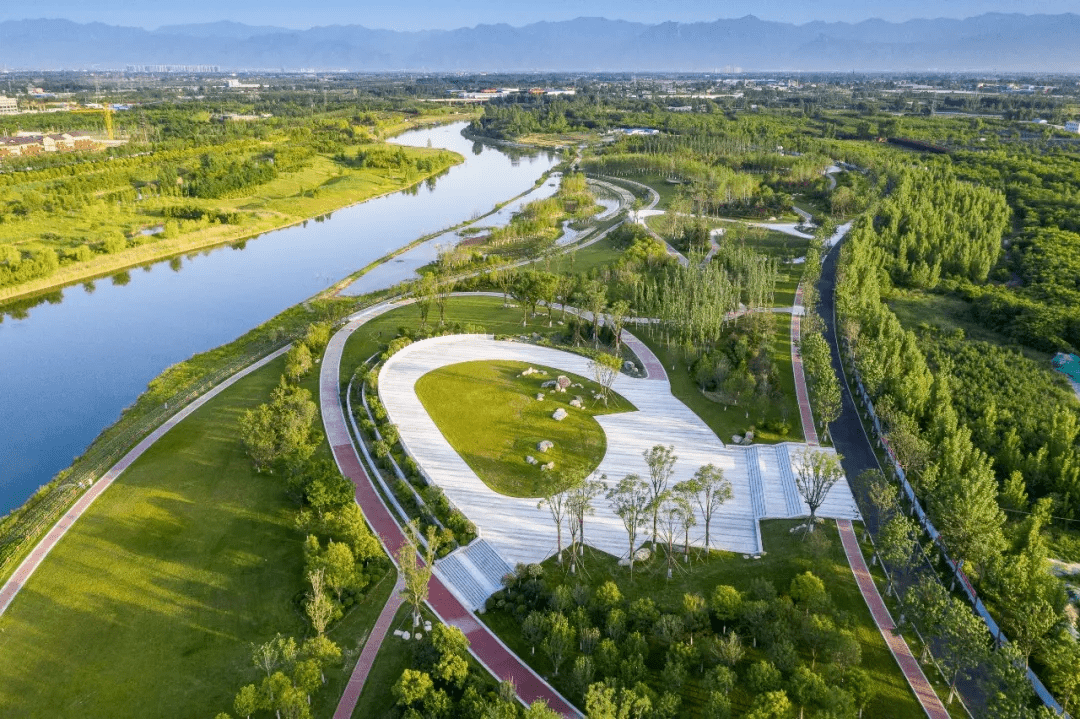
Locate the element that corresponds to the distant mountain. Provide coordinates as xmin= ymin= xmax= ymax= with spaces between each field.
xmin=1 ymin=14 xmax=1078 ymax=72
xmin=155 ymin=21 xmax=290 ymax=40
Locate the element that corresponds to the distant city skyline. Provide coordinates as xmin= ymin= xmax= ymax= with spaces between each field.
xmin=0 ymin=0 xmax=1074 ymax=32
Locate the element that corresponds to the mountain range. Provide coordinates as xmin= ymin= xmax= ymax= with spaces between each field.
xmin=2 ymin=14 xmax=1078 ymax=72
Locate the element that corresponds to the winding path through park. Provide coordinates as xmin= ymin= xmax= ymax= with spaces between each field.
xmin=788 ymin=222 xmax=951 ymax=719
xmin=321 ymin=301 xmax=582 ymax=718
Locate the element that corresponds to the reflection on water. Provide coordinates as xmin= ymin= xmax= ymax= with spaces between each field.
xmin=0 ymin=122 xmax=558 ymax=513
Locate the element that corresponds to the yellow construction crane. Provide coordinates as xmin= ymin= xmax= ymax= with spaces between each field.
xmin=70 ymin=103 xmax=114 ymax=140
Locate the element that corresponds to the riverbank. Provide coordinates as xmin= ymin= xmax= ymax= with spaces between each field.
xmin=0 ymin=113 xmax=476 ymax=307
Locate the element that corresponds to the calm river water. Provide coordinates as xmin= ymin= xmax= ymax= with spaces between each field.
xmin=0 ymin=123 xmax=558 ymax=514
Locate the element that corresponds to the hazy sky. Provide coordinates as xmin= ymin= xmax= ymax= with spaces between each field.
xmin=2 ymin=0 xmax=1073 ymax=31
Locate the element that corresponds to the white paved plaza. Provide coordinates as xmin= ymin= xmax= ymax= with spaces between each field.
xmin=379 ymin=335 xmax=860 ymax=568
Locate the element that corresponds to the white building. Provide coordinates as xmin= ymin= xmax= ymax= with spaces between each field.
xmin=0 ymin=96 xmax=17 ymax=115
xmin=1066 ymin=120 xmax=1080 ymax=134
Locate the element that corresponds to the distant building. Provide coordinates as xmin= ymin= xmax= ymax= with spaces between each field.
xmin=0 ymin=96 xmax=16 ymax=115
xmin=1066 ymin=120 xmax=1080 ymax=134
xmin=225 ymin=78 xmax=261 ymax=89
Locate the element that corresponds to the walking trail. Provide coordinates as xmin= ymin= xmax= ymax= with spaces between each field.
xmin=321 ymin=301 xmax=582 ymax=718
xmin=838 ymin=519 xmax=952 ymax=719
xmin=332 ymin=577 xmax=405 ymax=719
xmin=787 ymin=214 xmax=951 ymax=719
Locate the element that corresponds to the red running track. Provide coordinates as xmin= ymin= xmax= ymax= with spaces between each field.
xmin=321 ymin=307 xmax=581 ymax=718
xmin=837 ymin=519 xmax=951 ymax=719
xmin=791 ymin=283 xmax=819 ymax=445
xmin=333 ymin=579 xmax=404 ymax=719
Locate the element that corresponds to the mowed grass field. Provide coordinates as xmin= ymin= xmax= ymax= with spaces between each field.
xmin=415 ymin=360 xmax=634 ymax=497
xmin=0 ymin=355 xmax=386 ymax=718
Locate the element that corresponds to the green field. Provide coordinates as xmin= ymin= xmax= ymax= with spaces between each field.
xmin=482 ymin=519 xmax=923 ymax=718
xmin=416 ymin=360 xmax=634 ymax=497
xmin=0 ymin=355 xmax=386 ymax=718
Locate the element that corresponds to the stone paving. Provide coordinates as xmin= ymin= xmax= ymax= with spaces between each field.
xmin=379 ymin=335 xmax=861 ymax=569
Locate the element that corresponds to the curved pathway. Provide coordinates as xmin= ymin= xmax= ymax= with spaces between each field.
xmin=838 ymin=519 xmax=951 ymax=719
xmin=788 ymin=220 xmax=951 ymax=717
xmin=0 ymin=345 xmax=291 ymax=618
xmin=321 ymin=305 xmax=582 ymax=718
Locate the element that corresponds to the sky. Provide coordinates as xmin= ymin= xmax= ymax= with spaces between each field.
xmin=1 ymin=0 xmax=1074 ymax=31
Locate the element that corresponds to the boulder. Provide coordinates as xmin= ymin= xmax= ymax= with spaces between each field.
xmin=541 ymin=461 xmax=555 ymax=471
xmin=556 ymin=375 xmax=572 ymax=391
xmin=526 ymin=455 xmax=538 ymax=465
xmin=537 ymin=440 xmax=554 ymax=453
xmin=541 ymin=380 xmax=557 ymax=389
xmin=633 ymin=547 xmax=651 ymax=562
xmin=742 ymin=431 xmax=754 ymax=445
xmin=569 ymin=398 xmax=583 ymax=409
xmin=536 ymin=393 xmax=545 ymax=401
xmin=732 ymin=435 xmax=743 ymax=444
xmin=520 ymin=367 xmax=539 ymax=377
xmin=552 ymin=408 xmax=568 ymax=421
xmin=623 ymin=361 xmax=636 ymax=372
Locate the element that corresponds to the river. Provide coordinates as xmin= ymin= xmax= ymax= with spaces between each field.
xmin=0 ymin=123 xmax=559 ymax=515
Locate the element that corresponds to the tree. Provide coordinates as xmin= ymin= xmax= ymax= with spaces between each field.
xmin=322 ymin=540 xmax=358 ymax=602
xmin=534 ymin=271 xmax=559 ymax=326
xmin=239 ymin=377 xmax=320 ymax=472
xmin=510 ymin=270 xmax=541 ymax=326
xmin=541 ymin=612 xmax=574 ymax=676
xmin=875 ymin=512 xmax=918 ymax=596
xmin=607 ymin=300 xmax=632 ymax=355
xmin=414 ymin=273 xmax=436 ymax=329
xmin=683 ymin=464 xmax=732 ymax=554
xmin=567 ymin=476 xmax=605 ymax=573
xmin=304 ymin=569 xmax=334 ymax=635
xmin=399 ymin=521 xmax=442 ymax=628
xmin=234 ymin=684 xmax=259 ymax=719
xmin=285 ymin=343 xmax=313 ymax=383
xmin=846 ymin=667 xmax=876 ymax=718
xmin=711 ymin=585 xmax=742 ymax=634
xmin=581 ymin=279 xmax=607 ymax=345
xmin=712 ymin=630 xmax=744 ymax=667
xmin=906 ymin=576 xmax=989 ymax=703
xmin=522 ymin=611 xmax=545 ymax=656
xmin=657 ymin=491 xmax=692 ymax=579
xmin=607 ymin=473 xmax=651 ymax=579
xmin=393 ymin=668 xmax=434 ymax=709
xmin=789 ymin=572 xmax=827 ymax=616
xmin=433 ymin=269 xmax=454 ymax=327
xmin=790 ymin=666 xmax=825 ymax=719
xmin=794 ymin=449 xmax=844 ymax=532
xmin=643 ymin=444 xmax=678 ymax=546
xmin=589 ymin=353 xmax=622 ymax=408
xmin=538 ymin=477 xmax=576 ymax=565
xmin=671 ymin=481 xmax=699 ymax=562
xmin=745 ymin=691 xmax=792 ymax=719
xmin=682 ymin=593 xmax=708 ymax=645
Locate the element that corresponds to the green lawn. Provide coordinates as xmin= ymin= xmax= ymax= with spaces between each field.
xmin=0 ymin=355 xmax=382 ymax=718
xmin=416 ymin=360 xmax=634 ymax=497
xmin=481 ymin=519 xmax=924 ymax=718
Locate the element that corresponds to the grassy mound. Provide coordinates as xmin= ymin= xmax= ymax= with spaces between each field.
xmin=415 ymin=360 xmax=634 ymax=498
